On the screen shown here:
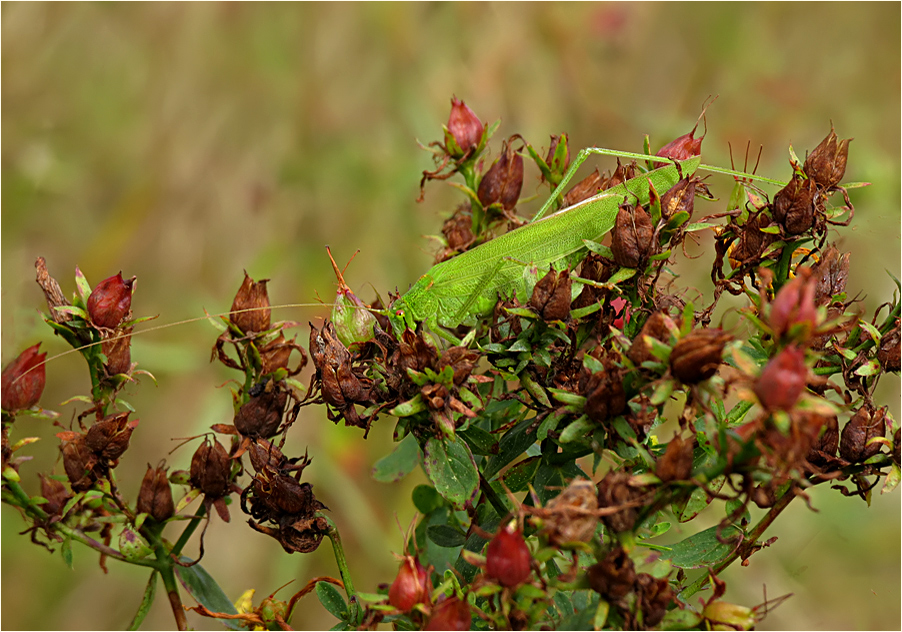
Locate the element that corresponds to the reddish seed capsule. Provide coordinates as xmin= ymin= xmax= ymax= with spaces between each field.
xmin=1 ymin=344 xmax=46 ymax=412
xmin=137 ymin=464 xmax=175 ymax=523
xmin=230 ymin=271 xmax=271 ymax=334
xmin=388 ymin=556 xmax=431 ymax=612
xmin=425 ymin=597 xmax=471 ymax=631
xmin=87 ymin=272 xmax=134 ymax=328
xmin=753 ymin=346 xmax=807 ymax=412
xmin=768 ymin=268 xmax=818 ymax=340
xmin=485 ymin=524 xmax=532 ymax=587
xmin=447 ymin=97 xmax=484 ymax=157
xmin=477 ymin=139 xmax=524 ymax=212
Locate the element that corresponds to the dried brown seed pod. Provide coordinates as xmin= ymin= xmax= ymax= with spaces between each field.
xmin=812 ymin=244 xmax=850 ymax=306
xmin=628 ymin=312 xmax=678 ymax=367
xmin=840 ymin=405 xmax=887 ymax=463
xmin=102 ymin=328 xmax=133 ymax=376
xmin=596 ymin=470 xmax=646 ymax=533
xmin=669 ymin=329 xmax=731 ymax=384
xmin=137 ymin=464 xmax=175 ymax=523
xmin=583 ymin=367 xmax=627 ymax=423
xmin=660 ymin=176 xmax=696 ymax=220
xmin=877 ymin=321 xmax=900 ymax=373
xmin=803 ymin=412 xmax=839 ymax=466
xmin=234 ymin=381 xmax=287 ymax=439
xmin=230 ymin=271 xmax=271 ymax=334
xmin=586 ymin=547 xmax=636 ymax=600
xmin=39 ymin=474 xmax=72 ymax=517
xmin=190 ymin=438 xmax=231 ymax=498
xmin=437 ymin=346 xmax=479 ymax=386
xmin=804 ymin=126 xmax=851 ymax=189
xmin=543 ymin=477 xmax=599 ymax=544
xmin=772 ymin=175 xmax=817 ymax=235
xmin=477 ymin=138 xmax=524 ymax=212
xmin=563 ymin=169 xmax=603 ymax=207
xmin=85 ymin=412 xmax=138 ymax=463
xmin=656 ymin=434 xmax=695 ymax=482
xmin=611 ymin=203 xmax=653 ymax=269
xmin=60 ymin=433 xmax=99 ymax=492
xmin=529 ymin=268 xmax=571 ymax=322
xmin=636 ymin=572 xmax=674 ymax=627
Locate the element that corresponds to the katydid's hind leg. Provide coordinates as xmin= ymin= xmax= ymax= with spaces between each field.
xmin=531 ymin=147 xmax=595 ymax=222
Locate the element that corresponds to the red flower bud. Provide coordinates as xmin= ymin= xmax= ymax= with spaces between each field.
xmin=388 ymin=556 xmax=431 ymax=612
xmin=2 ymin=344 xmax=46 ymax=412
xmin=485 ymin=523 xmax=532 ymax=587
xmin=447 ymin=97 xmax=484 ymax=157
xmin=425 ymin=597 xmax=471 ymax=631
xmin=753 ymin=346 xmax=807 ymax=411
xmin=769 ymin=268 xmax=818 ymax=340
xmin=656 ymin=130 xmax=703 ymax=164
xmin=87 ymin=272 xmax=134 ymax=328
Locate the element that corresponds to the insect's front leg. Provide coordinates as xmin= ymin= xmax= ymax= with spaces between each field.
xmin=531 ymin=147 xmax=596 ymax=222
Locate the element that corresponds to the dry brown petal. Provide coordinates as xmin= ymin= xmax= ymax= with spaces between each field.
xmin=670 ymin=329 xmax=731 ymax=384
xmin=231 ymin=271 xmax=271 ymax=334
xmin=840 ymin=406 xmax=887 ymax=463
xmin=611 ymin=204 xmax=653 ymax=269
xmin=772 ymin=175 xmax=817 ymax=235
xmin=587 ymin=547 xmax=636 ymax=600
xmin=529 ymin=268 xmax=571 ymax=322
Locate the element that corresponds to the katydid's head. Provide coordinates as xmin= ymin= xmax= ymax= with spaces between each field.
xmin=388 ymin=298 xmax=415 ymax=338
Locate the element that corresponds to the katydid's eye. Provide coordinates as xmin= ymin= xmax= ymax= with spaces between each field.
xmin=395 ymin=309 xmax=404 ymax=317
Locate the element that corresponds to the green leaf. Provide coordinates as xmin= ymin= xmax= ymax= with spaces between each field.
xmin=127 ymin=572 xmax=158 ymax=631
xmin=371 ymin=434 xmax=421 ymax=483
xmin=459 ymin=426 xmax=498 ymax=456
xmin=482 ymin=417 xmax=539 ymax=480
xmin=412 ymin=484 xmax=445 ymax=514
xmin=316 ymin=581 xmax=349 ymax=622
xmin=882 ymin=463 xmax=900 ymax=494
xmin=502 ymin=456 xmax=541 ymax=493
xmin=663 ymin=524 xmax=742 ymax=569
xmin=175 ymin=558 xmax=243 ymax=630
xmin=422 ymin=436 xmax=479 ymax=509
xmin=390 ymin=394 xmax=427 ymax=417
xmin=559 ymin=416 xmax=593 ymax=443
xmin=608 ymin=267 xmax=637 ymax=285
xmin=427 ymin=524 xmax=467 ymax=548
xmin=583 ymin=240 xmax=613 ymax=258
xmin=594 ymin=598 xmax=610 ymax=630
xmin=538 ymin=410 xmax=565 ymax=441
xmin=521 ymin=372 xmax=551 ymax=408
xmin=672 ymin=476 xmax=724 ymax=522
xmin=661 ymin=607 xmax=704 ymax=630
xmin=649 ymin=379 xmax=676 ymax=406
xmin=61 ymin=536 xmax=74 ymax=569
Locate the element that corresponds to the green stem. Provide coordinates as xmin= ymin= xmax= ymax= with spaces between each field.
xmin=156 ymin=547 xmax=188 ymax=631
xmin=324 ymin=515 xmax=360 ymax=625
xmin=678 ymin=484 xmax=797 ymax=601
xmin=171 ymin=505 xmax=206 ymax=557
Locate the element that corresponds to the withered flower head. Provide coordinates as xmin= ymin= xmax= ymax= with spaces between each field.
xmin=234 ymin=380 xmax=287 ymax=439
xmin=753 ymin=346 xmax=807 ymax=412
xmin=583 ymin=362 xmax=627 ymax=423
xmin=628 ymin=312 xmax=678 ymax=367
xmin=190 ymin=438 xmax=231 ymax=498
xmin=772 ymin=175 xmax=817 ymax=235
xmin=137 ymin=463 xmax=175 ymax=522
xmin=544 ymin=477 xmax=599 ymax=544
xmin=477 ymin=138 xmax=524 ymax=212
xmin=728 ymin=211 xmax=777 ymax=268
xmin=35 ymin=257 xmax=72 ymax=324
xmin=587 ymin=547 xmax=636 ymax=601
xmin=636 ymin=573 xmax=674 ymax=627
xmin=611 ymin=203 xmax=654 ymax=269
xmin=39 ymin=474 xmax=72 ymax=517
xmin=804 ymin=411 xmax=839 ymax=466
xmin=877 ymin=320 xmax=900 ymax=373
xmin=230 ymin=271 xmax=271 ymax=334
xmin=102 ymin=328 xmax=133 ymax=376
xmin=563 ymin=169 xmax=603 ymax=207
xmin=604 ymin=159 xmax=639 ymax=191
xmin=85 ymin=412 xmax=138 ymax=463
xmin=812 ymin=244 xmax=850 ymax=306
xmin=669 ymin=329 xmax=731 ymax=384
xmin=656 ymin=434 xmax=695 ymax=482
xmin=655 ymin=117 xmax=705 ymax=163
xmin=60 ymin=433 xmax=99 ymax=492
xmin=87 ymin=272 xmax=134 ymax=329
xmin=768 ymin=268 xmax=818 ymax=341
xmin=446 ymin=97 xmax=484 ymax=157
xmin=437 ymin=205 xmax=476 ymax=262
xmin=660 ymin=176 xmax=696 ymax=220
xmin=840 ymin=405 xmax=887 ymax=463
xmin=804 ymin=126 xmax=851 ymax=190
xmin=596 ymin=470 xmax=645 ymax=533
xmin=437 ymin=346 xmax=479 ymax=386
xmin=2 ymin=344 xmax=46 ymax=412
xmin=529 ymin=268 xmax=571 ymax=322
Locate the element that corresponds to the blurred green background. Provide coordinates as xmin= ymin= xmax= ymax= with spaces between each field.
xmin=2 ymin=3 xmax=899 ymax=630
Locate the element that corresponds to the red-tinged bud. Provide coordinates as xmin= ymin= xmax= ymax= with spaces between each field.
xmin=2 ymin=344 xmax=46 ymax=412
xmin=327 ymin=248 xmax=377 ymax=348
xmin=137 ymin=464 xmax=175 ymax=522
xmin=804 ymin=126 xmax=851 ymax=190
xmin=87 ymin=272 xmax=134 ymax=328
xmin=425 ymin=597 xmax=471 ymax=631
xmin=388 ymin=556 xmax=431 ymax=612
xmin=230 ymin=271 xmax=271 ymax=334
xmin=656 ymin=131 xmax=703 ymax=163
xmin=485 ymin=523 xmax=532 ymax=587
xmin=447 ymin=97 xmax=484 ymax=158
xmin=670 ymin=329 xmax=731 ymax=384
xmin=477 ymin=138 xmax=524 ymax=212
xmin=769 ymin=268 xmax=818 ymax=340
xmin=753 ymin=346 xmax=807 ymax=412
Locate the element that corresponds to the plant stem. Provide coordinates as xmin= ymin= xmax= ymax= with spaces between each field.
xmin=678 ymin=484 xmax=797 ymax=601
xmin=156 ymin=548 xmax=188 ymax=631
xmin=171 ymin=505 xmax=206 ymax=557
xmin=324 ymin=515 xmax=360 ymax=625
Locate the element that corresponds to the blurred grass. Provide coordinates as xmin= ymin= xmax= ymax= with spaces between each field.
xmin=2 ymin=3 xmax=899 ymax=630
